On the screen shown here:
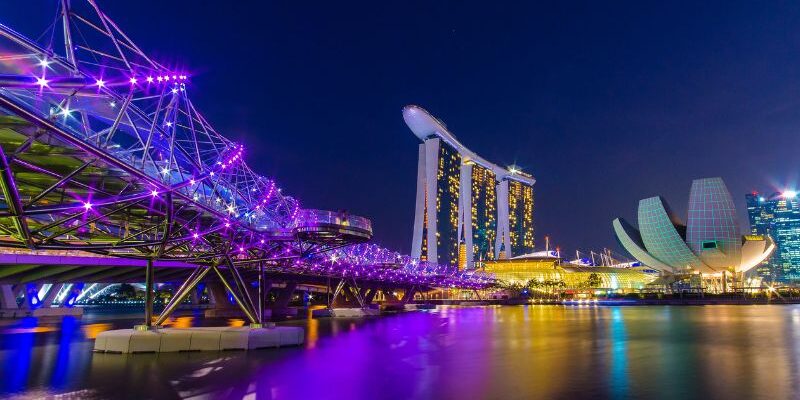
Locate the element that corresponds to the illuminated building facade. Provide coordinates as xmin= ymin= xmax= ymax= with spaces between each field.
xmin=467 ymin=163 xmax=497 ymax=264
xmin=613 ymin=177 xmax=775 ymax=277
xmin=746 ymin=191 xmax=800 ymax=282
xmin=483 ymin=253 xmax=658 ymax=291
xmin=505 ymin=180 xmax=535 ymax=255
xmin=406 ymin=105 xmax=535 ymax=268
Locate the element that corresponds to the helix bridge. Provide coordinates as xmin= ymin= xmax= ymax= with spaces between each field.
xmin=0 ymin=1 xmax=492 ymax=325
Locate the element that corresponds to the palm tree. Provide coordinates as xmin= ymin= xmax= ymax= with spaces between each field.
xmin=587 ymin=273 xmax=602 ymax=288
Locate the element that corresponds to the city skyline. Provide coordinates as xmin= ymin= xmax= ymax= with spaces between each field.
xmin=3 ymin=2 xmax=800 ymax=399
xmin=746 ymin=191 xmax=800 ymax=282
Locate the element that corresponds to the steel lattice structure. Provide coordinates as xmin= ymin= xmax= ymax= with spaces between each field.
xmin=0 ymin=1 xmax=492 ymax=324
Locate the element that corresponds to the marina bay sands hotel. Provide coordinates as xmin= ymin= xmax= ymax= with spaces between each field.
xmin=403 ymin=105 xmax=536 ymax=270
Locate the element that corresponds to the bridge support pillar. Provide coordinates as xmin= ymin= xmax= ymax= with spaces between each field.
xmin=401 ymin=287 xmax=417 ymax=305
xmin=273 ymin=282 xmax=297 ymax=310
xmin=190 ymin=286 xmax=201 ymax=305
xmin=383 ymin=288 xmax=400 ymax=302
xmin=20 ymin=284 xmax=42 ymax=310
xmin=0 ymin=284 xmax=17 ymax=310
xmin=330 ymin=283 xmax=364 ymax=308
xmin=364 ymin=288 xmax=377 ymax=305
xmin=207 ymin=281 xmax=230 ymax=307
xmin=203 ymin=277 xmax=258 ymax=321
xmin=143 ymin=259 xmax=155 ymax=328
xmin=155 ymin=266 xmax=212 ymax=326
xmin=258 ymin=279 xmax=273 ymax=320
xmin=12 ymin=284 xmax=24 ymax=300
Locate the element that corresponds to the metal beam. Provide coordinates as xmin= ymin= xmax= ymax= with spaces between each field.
xmin=155 ymin=266 xmax=210 ymax=325
xmin=211 ymin=264 xmax=256 ymax=323
xmin=0 ymin=145 xmax=32 ymax=247
xmin=144 ymin=258 xmax=154 ymax=327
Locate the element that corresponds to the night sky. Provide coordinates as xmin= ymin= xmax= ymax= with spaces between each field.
xmin=7 ymin=1 xmax=800 ymax=257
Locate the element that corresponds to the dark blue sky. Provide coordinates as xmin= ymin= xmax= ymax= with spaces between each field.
xmin=7 ymin=1 xmax=800 ymax=256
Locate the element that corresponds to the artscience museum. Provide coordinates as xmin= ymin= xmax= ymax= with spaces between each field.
xmin=613 ymin=177 xmax=775 ymax=290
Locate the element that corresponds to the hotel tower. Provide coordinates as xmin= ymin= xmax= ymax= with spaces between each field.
xmin=403 ymin=105 xmax=536 ymax=269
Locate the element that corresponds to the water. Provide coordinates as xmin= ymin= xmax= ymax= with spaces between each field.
xmin=0 ymin=305 xmax=799 ymax=399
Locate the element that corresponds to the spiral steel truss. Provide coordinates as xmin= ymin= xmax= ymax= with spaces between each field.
xmin=0 ymin=1 xmax=318 ymax=259
xmin=0 ymin=1 xmax=492 ymax=325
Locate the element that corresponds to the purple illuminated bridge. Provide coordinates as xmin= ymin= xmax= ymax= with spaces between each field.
xmin=0 ymin=1 xmax=491 ymax=325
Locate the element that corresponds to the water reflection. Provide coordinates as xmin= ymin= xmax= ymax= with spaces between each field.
xmin=227 ymin=318 xmax=245 ymax=328
xmin=82 ymin=323 xmax=112 ymax=340
xmin=0 ymin=306 xmax=800 ymax=398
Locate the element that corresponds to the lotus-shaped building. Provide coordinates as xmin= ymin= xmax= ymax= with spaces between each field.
xmin=613 ymin=177 xmax=774 ymax=275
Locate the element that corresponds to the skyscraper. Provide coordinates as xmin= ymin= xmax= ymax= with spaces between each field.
xmin=404 ymin=105 xmax=536 ymax=269
xmin=746 ymin=191 xmax=800 ymax=282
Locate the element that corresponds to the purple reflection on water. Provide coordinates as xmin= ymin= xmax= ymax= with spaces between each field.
xmin=2 ymin=306 xmax=800 ymax=399
xmin=263 ymin=308 xmax=491 ymax=398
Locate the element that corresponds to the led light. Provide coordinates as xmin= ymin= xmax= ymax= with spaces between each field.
xmin=129 ymin=77 xmax=138 ymax=84
xmin=95 ymin=79 xmax=105 ymax=87
xmin=36 ymin=76 xmax=48 ymax=87
xmin=193 ymin=233 xmax=199 ymax=239
xmin=171 ymin=88 xmax=178 ymax=94
xmin=189 ymin=179 xmax=195 ymax=185
xmin=151 ymin=189 xmax=159 ymax=197
xmin=157 ymin=76 xmax=163 ymax=82
xmin=38 ymin=58 xmax=50 ymax=68
xmin=109 ymin=101 xmax=116 ymax=108
xmin=83 ymin=202 xmax=92 ymax=210
xmin=146 ymin=76 xmax=154 ymax=83
xmin=165 ymin=121 xmax=172 ymax=127
xmin=784 ymin=190 xmax=797 ymax=198
xmin=60 ymin=107 xmax=72 ymax=117
xmin=161 ymin=167 xmax=170 ymax=175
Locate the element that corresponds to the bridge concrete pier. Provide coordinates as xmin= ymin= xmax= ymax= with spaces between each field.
xmin=0 ymin=284 xmax=17 ymax=317
xmin=364 ymin=288 xmax=377 ymax=304
xmin=20 ymin=283 xmax=42 ymax=310
xmin=0 ymin=283 xmax=83 ymax=318
xmin=190 ymin=286 xmax=201 ymax=306
xmin=401 ymin=287 xmax=417 ymax=305
xmin=270 ymin=282 xmax=297 ymax=318
xmin=205 ymin=281 xmax=251 ymax=318
xmin=203 ymin=280 xmax=279 ymax=321
xmin=383 ymin=288 xmax=400 ymax=302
